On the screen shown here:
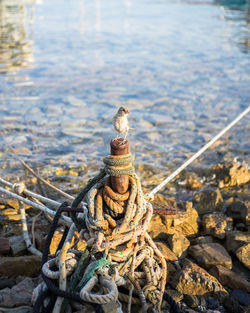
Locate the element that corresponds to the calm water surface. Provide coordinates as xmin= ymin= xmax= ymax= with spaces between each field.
xmin=0 ymin=0 xmax=249 ymax=194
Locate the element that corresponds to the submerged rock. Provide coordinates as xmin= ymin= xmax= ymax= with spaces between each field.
xmin=188 ymin=243 xmax=232 ymax=269
xmin=202 ymin=213 xmax=233 ymax=239
xmin=236 ymin=243 xmax=250 ymax=270
xmin=193 ymin=189 xmax=223 ymax=215
xmin=209 ymin=265 xmax=250 ymax=293
xmin=211 ymin=163 xmax=250 ymax=188
xmin=171 ymin=259 xmax=227 ymax=296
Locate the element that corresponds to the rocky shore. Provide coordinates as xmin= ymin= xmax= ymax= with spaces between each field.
xmin=0 ymin=161 xmax=249 ymax=313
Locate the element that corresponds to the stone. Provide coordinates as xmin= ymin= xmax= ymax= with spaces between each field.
xmin=155 ymin=241 xmax=178 ymax=261
xmin=0 ymin=307 xmax=33 ymax=313
xmin=171 ymin=259 xmax=227 ymax=296
xmin=168 ymin=234 xmax=190 ymax=258
xmin=165 ymin=289 xmax=183 ymax=302
xmin=191 ymin=236 xmax=213 ymax=245
xmin=202 ymin=213 xmax=233 ymax=239
xmin=184 ymin=295 xmax=199 ymax=308
xmin=0 ymin=278 xmax=15 ymax=290
xmin=209 ymin=265 xmax=250 ymax=293
xmin=185 ymin=176 xmax=203 ymax=190
xmin=231 ymin=289 xmax=250 ymax=306
xmin=0 ymin=238 xmax=10 ymax=255
xmin=0 ymin=256 xmax=41 ymax=277
xmin=212 ymin=163 xmax=250 ymax=188
xmin=227 ymin=200 xmax=250 ymax=226
xmin=9 ymin=236 xmax=27 ymax=256
xmin=226 ymin=231 xmax=250 ymax=254
xmin=188 ymin=243 xmax=232 ymax=269
xmin=193 ymin=189 xmax=223 ymax=215
xmin=0 ymin=277 xmax=35 ymax=307
xmin=236 ymin=243 xmax=250 ymax=270
xmin=148 ymin=201 xmax=198 ymax=238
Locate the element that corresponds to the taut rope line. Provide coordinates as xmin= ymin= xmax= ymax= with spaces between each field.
xmin=146 ymin=106 xmax=250 ymax=200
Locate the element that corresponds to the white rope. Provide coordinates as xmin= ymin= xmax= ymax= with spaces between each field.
xmin=0 ymin=186 xmax=72 ymax=225
xmin=146 ymin=106 xmax=250 ymax=199
xmin=0 ymin=177 xmax=61 ymax=208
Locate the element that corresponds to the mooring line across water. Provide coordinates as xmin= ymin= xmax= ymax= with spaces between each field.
xmin=146 ymin=106 xmax=250 ymax=200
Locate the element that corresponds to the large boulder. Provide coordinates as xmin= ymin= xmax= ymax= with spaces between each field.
xmin=188 ymin=243 xmax=232 ymax=269
xmin=148 ymin=200 xmax=198 ymax=239
xmin=202 ymin=213 xmax=233 ymax=239
xmin=171 ymin=259 xmax=227 ymax=296
xmin=209 ymin=265 xmax=250 ymax=293
xmin=211 ymin=163 xmax=250 ymax=188
xmin=193 ymin=189 xmax=223 ymax=215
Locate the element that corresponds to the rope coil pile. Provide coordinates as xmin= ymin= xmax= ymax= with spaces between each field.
xmin=34 ymin=152 xmax=168 ymax=313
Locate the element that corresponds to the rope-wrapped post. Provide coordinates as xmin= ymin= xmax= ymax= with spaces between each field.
xmin=110 ymin=138 xmax=130 ymax=194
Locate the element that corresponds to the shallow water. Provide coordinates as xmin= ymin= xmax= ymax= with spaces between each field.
xmin=0 ymin=0 xmax=249 ymax=195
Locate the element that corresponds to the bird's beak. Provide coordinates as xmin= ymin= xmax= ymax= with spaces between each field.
xmin=125 ymin=109 xmax=130 ymax=114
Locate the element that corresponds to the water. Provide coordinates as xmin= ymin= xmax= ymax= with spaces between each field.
xmin=0 ymin=0 xmax=249 ymax=195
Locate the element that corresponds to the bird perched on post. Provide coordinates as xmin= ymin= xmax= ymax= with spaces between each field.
xmin=112 ymin=106 xmax=130 ymax=141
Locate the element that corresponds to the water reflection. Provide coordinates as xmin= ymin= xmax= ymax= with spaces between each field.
xmin=216 ymin=0 xmax=250 ymax=52
xmin=0 ymin=0 xmax=35 ymax=78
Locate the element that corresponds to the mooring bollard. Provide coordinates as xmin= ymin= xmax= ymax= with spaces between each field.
xmin=110 ymin=138 xmax=130 ymax=194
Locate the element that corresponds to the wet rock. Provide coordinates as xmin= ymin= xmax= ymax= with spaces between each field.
xmin=193 ymin=189 xmax=223 ymax=215
xmin=209 ymin=265 xmax=250 ymax=293
xmin=202 ymin=213 xmax=233 ymax=239
xmin=171 ymin=259 xmax=227 ymax=296
xmin=184 ymin=295 xmax=199 ymax=308
xmin=236 ymin=243 xmax=250 ymax=270
xmin=191 ymin=236 xmax=213 ymax=245
xmin=0 ymin=278 xmax=15 ymax=290
xmin=155 ymin=241 xmax=178 ymax=261
xmin=0 ymin=277 xmax=34 ymax=307
xmin=231 ymin=289 xmax=250 ymax=307
xmin=165 ymin=289 xmax=183 ymax=302
xmin=185 ymin=176 xmax=203 ymax=190
xmin=149 ymin=201 xmax=198 ymax=238
xmin=0 ymin=256 xmax=41 ymax=277
xmin=226 ymin=231 xmax=250 ymax=254
xmin=9 ymin=235 xmax=26 ymax=256
xmin=0 ymin=238 xmax=10 ymax=255
xmin=188 ymin=243 xmax=232 ymax=269
xmin=212 ymin=163 xmax=250 ymax=188
xmin=0 ymin=307 xmax=32 ymax=313
xmin=168 ymin=233 xmax=190 ymax=258
xmin=227 ymin=200 xmax=250 ymax=226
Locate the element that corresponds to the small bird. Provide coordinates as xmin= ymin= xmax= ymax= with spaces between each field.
xmin=112 ymin=106 xmax=130 ymax=141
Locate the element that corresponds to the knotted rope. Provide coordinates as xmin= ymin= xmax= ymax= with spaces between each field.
xmin=36 ymin=152 xmax=168 ymax=312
